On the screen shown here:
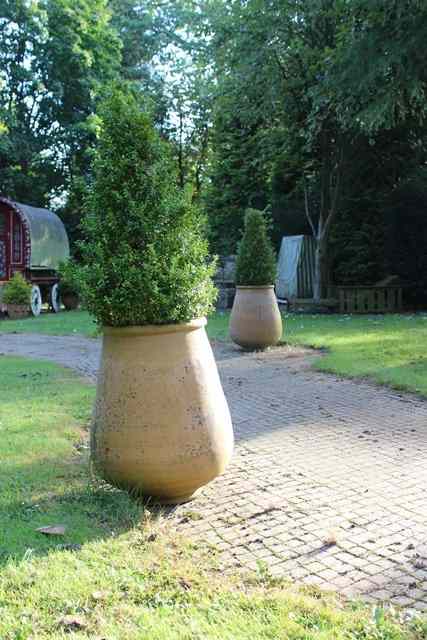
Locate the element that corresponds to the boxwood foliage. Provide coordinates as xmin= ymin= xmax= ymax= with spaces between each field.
xmin=79 ymin=89 xmax=216 ymax=327
xmin=235 ymin=208 xmax=277 ymax=285
xmin=2 ymin=273 xmax=31 ymax=305
xmin=58 ymin=260 xmax=80 ymax=297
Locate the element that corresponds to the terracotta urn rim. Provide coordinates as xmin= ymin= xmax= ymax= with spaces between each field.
xmin=235 ymin=284 xmax=275 ymax=290
xmin=102 ymin=317 xmax=207 ymax=337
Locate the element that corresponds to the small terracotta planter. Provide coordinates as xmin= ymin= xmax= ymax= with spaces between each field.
xmin=62 ymin=293 xmax=79 ymax=310
xmin=7 ymin=304 xmax=29 ymax=320
xmin=91 ymin=318 xmax=234 ymax=504
xmin=230 ymin=285 xmax=282 ymax=349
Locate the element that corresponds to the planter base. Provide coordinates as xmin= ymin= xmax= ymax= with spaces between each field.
xmin=62 ymin=293 xmax=79 ymax=310
xmin=6 ymin=304 xmax=29 ymax=320
xmin=152 ymin=491 xmax=198 ymax=505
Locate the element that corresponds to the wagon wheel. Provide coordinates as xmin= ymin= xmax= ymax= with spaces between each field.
xmin=31 ymin=285 xmax=42 ymax=317
xmin=50 ymin=283 xmax=61 ymax=313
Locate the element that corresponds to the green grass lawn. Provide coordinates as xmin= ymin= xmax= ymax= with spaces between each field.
xmin=1 ymin=309 xmax=427 ymax=396
xmin=284 ymin=313 xmax=427 ymax=395
xmin=0 ymin=355 xmax=425 ymax=639
xmin=0 ymin=309 xmax=98 ymax=337
xmin=0 ymin=357 xmax=141 ymax=563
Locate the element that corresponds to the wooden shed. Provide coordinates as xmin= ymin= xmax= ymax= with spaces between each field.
xmin=0 ymin=197 xmax=69 ymax=315
xmin=276 ymin=235 xmax=316 ymax=301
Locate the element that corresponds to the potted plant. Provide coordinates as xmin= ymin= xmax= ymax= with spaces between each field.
xmin=80 ymin=89 xmax=233 ymax=504
xmin=2 ymin=273 xmax=31 ymax=319
xmin=230 ymin=208 xmax=282 ymax=349
xmin=58 ymin=260 xmax=80 ymax=310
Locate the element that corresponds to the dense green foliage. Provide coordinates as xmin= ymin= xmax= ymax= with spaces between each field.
xmin=334 ymin=0 xmax=427 ymax=131
xmin=235 ymin=209 xmax=276 ymax=286
xmin=0 ymin=0 xmax=120 ymax=205
xmin=206 ymin=109 xmax=269 ymax=254
xmin=79 ymin=89 xmax=216 ymax=327
xmin=58 ymin=260 xmax=81 ymax=297
xmin=203 ymin=0 xmax=427 ymax=303
xmin=385 ymin=174 xmax=427 ymax=307
xmin=2 ymin=273 xmax=31 ymax=305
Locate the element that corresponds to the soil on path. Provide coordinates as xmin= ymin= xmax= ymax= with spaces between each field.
xmin=1 ymin=331 xmax=426 ymax=611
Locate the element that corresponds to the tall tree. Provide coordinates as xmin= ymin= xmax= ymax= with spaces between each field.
xmin=334 ymin=0 xmax=427 ymax=131
xmin=107 ymin=0 xmax=215 ymax=195
xmin=206 ymin=0 xmax=352 ymax=298
xmin=156 ymin=1 xmax=217 ymax=195
xmin=0 ymin=0 xmax=120 ymax=204
xmin=205 ymin=100 xmax=270 ymax=254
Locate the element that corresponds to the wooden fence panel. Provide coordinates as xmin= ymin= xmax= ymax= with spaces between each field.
xmin=338 ymin=286 xmax=403 ymax=314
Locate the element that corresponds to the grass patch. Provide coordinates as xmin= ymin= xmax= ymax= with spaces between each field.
xmin=0 ymin=356 xmax=142 ymax=563
xmin=0 ymin=309 xmax=229 ymax=341
xmin=0 ymin=310 xmax=98 ymax=337
xmin=0 ymin=355 xmax=425 ymax=638
xmin=284 ymin=313 xmax=427 ymax=396
xmin=0 ymin=309 xmax=228 ymax=341
xmin=2 ymin=531 xmax=426 ymax=639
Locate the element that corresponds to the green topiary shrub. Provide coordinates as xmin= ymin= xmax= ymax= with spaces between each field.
xmin=58 ymin=260 xmax=80 ymax=297
xmin=235 ymin=209 xmax=277 ymax=286
xmin=79 ymin=89 xmax=217 ymax=327
xmin=2 ymin=273 xmax=31 ymax=305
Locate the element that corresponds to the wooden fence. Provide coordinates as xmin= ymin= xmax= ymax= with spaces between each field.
xmin=337 ymin=285 xmax=403 ymax=313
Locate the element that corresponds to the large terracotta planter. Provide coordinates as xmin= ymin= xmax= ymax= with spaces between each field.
xmin=7 ymin=304 xmax=29 ymax=320
xmin=91 ymin=318 xmax=233 ymax=504
xmin=230 ymin=285 xmax=282 ymax=349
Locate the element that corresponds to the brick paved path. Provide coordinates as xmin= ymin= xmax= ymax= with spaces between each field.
xmin=1 ymin=333 xmax=426 ymax=610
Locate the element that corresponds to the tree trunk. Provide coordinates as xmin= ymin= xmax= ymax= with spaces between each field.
xmin=313 ymin=241 xmax=322 ymax=302
xmin=313 ymin=236 xmax=327 ymax=303
xmin=178 ymin=110 xmax=184 ymax=188
xmin=303 ymin=143 xmax=344 ymax=303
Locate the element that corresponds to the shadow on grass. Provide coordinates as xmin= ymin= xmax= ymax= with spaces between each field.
xmin=0 ymin=455 xmax=145 ymax=566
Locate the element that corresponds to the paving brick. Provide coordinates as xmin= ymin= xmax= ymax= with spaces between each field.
xmin=391 ymin=596 xmax=416 ymax=607
xmin=174 ymin=343 xmax=427 ymax=612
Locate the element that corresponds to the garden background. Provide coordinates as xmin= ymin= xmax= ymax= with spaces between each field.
xmin=1 ymin=0 xmax=426 ymax=307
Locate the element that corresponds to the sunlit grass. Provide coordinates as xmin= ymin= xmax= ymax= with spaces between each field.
xmin=283 ymin=313 xmax=427 ymax=395
xmin=0 ymin=309 xmax=98 ymax=337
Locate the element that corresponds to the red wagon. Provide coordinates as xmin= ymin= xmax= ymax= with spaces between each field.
xmin=0 ymin=197 xmax=70 ymax=316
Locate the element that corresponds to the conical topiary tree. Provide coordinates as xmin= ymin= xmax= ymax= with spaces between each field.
xmin=79 ymin=88 xmax=216 ymax=327
xmin=235 ymin=208 xmax=277 ymax=286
